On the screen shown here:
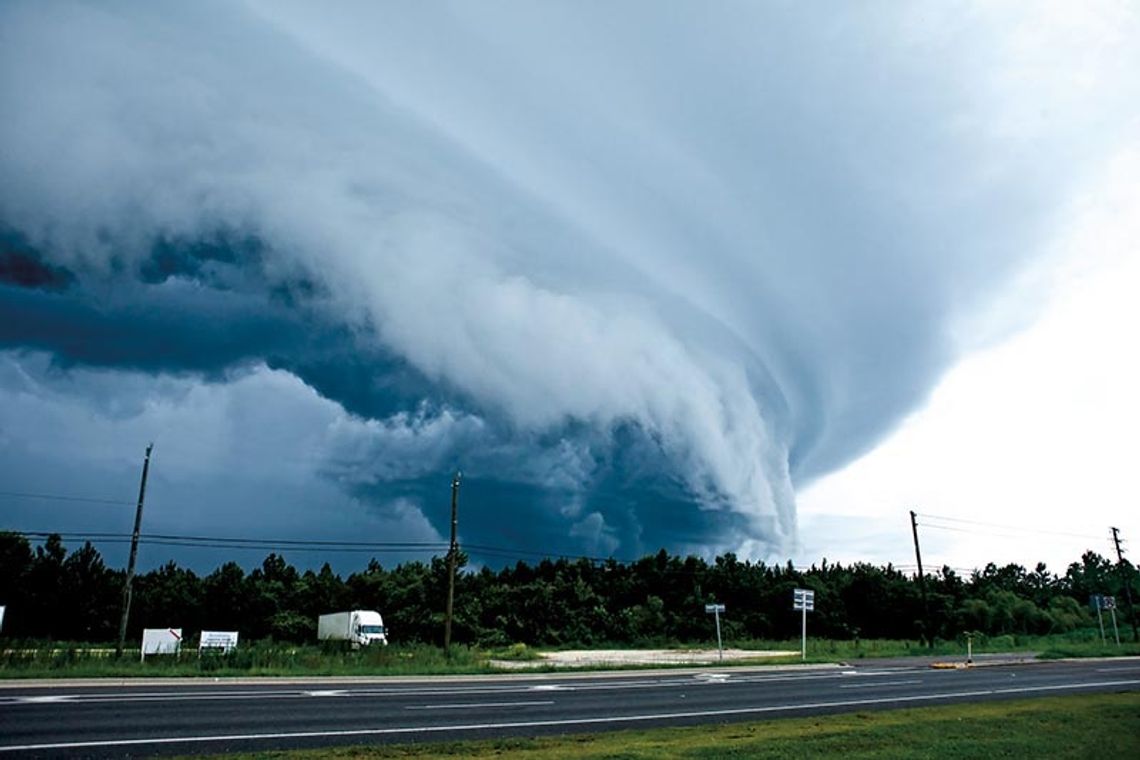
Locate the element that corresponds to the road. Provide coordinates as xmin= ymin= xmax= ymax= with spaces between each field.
xmin=1 ymin=658 xmax=1138 ymax=757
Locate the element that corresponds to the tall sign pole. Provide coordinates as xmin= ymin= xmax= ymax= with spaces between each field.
xmin=116 ymin=443 xmax=153 ymax=658
xmin=704 ymin=603 xmax=725 ymax=660
xmin=444 ymin=471 xmax=461 ymax=656
xmin=793 ymin=588 xmax=815 ymax=660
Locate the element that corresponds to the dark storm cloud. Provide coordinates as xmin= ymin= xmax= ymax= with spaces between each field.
xmin=1 ymin=0 xmax=1135 ymax=564
xmin=0 ymin=227 xmax=445 ymax=419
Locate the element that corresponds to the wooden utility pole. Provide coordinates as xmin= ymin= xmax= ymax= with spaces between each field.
xmin=116 ymin=443 xmax=153 ymax=657
xmin=443 ymin=471 xmax=461 ymax=656
xmin=1110 ymin=527 xmax=1139 ymax=643
xmin=909 ymin=510 xmax=932 ymax=648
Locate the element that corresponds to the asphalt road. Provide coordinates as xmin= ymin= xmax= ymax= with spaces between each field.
xmin=1 ymin=658 xmax=1138 ymax=758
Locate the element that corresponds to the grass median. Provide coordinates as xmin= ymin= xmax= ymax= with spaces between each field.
xmin=205 ymin=692 xmax=1140 ymax=759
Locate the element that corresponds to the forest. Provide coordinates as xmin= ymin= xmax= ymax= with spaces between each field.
xmin=0 ymin=531 xmax=1135 ymax=647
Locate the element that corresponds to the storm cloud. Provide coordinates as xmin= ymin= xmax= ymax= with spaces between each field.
xmin=1 ymin=1 xmax=1135 ymax=566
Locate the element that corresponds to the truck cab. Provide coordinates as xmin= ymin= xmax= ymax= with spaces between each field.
xmin=352 ymin=610 xmax=388 ymax=646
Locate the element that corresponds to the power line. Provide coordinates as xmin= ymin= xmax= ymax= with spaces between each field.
xmin=0 ymin=490 xmax=132 ymax=506
xmin=920 ymin=523 xmax=1027 ymax=540
xmin=8 ymin=530 xmax=451 ymax=553
xmin=916 ymin=512 xmax=1107 ymax=542
xmin=464 ymin=543 xmax=637 ymax=564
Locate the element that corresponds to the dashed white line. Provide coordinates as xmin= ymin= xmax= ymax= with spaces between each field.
xmin=406 ymin=700 xmax=555 ymax=711
xmin=14 ymin=695 xmax=75 ymax=704
xmin=839 ymin=679 xmax=922 ymax=689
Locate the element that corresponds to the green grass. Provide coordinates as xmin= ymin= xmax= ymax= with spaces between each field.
xmin=0 ymin=642 xmax=501 ymax=678
xmin=2 ymin=630 xmax=1136 ymax=679
xmin=740 ymin=631 xmax=1140 ymax=663
xmin=190 ymin=692 xmax=1140 ymax=759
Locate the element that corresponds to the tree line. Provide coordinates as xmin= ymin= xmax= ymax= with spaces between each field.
xmin=0 ymin=532 xmax=1135 ymax=646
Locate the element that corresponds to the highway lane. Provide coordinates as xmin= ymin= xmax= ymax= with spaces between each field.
xmin=1 ymin=659 xmax=1138 ymax=757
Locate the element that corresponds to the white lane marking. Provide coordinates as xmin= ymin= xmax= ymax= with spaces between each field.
xmin=842 ymin=669 xmax=925 ymax=676
xmin=694 ymin=673 xmax=730 ymax=682
xmin=0 ymin=669 xmax=854 ymax=707
xmin=2 ymin=678 xmax=1136 ymax=753
xmin=0 ymin=665 xmax=988 ymax=707
xmin=0 ymin=685 xmax=540 ymax=706
xmin=0 ymin=690 xmax=312 ymax=706
xmin=1095 ymin=667 xmax=1140 ymax=673
xmin=405 ymin=700 xmax=555 ymax=711
xmin=839 ymin=680 xmax=922 ymax=689
xmin=530 ymin=685 xmax=565 ymax=691
xmin=0 ymin=669 xmax=944 ymax=708
xmin=15 ymin=696 xmax=75 ymax=704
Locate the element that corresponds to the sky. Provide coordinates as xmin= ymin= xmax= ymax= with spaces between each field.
xmin=1 ymin=1 xmax=1137 ymax=575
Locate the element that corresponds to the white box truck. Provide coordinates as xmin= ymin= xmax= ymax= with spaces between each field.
xmin=318 ymin=610 xmax=388 ymax=647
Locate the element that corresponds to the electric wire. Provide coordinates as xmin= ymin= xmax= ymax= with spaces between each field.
xmin=0 ymin=490 xmax=133 ymax=506
xmin=916 ymin=511 xmax=1107 ymax=542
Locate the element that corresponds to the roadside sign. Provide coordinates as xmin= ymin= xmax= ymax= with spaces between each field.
xmin=198 ymin=630 xmax=239 ymax=653
xmin=704 ymin=604 xmax=726 ymax=613
xmin=141 ymin=628 xmax=182 ymax=661
xmin=0 ymin=604 xmax=5 ymax=633
xmin=1101 ymin=596 xmax=1116 ymax=610
xmin=792 ymin=589 xmax=815 ymax=661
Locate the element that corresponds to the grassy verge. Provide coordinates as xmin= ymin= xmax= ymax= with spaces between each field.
xmin=2 ymin=630 xmax=1136 ymax=679
xmin=0 ymin=643 xmax=502 ymax=679
xmin=191 ymin=692 xmax=1140 ymax=759
xmin=744 ymin=632 xmax=1140 ymax=662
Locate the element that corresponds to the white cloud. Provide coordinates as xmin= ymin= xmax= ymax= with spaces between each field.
xmin=798 ymin=143 xmax=1140 ymax=572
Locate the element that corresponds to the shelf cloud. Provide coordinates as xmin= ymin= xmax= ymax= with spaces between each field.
xmin=2 ymin=1 xmax=1134 ymax=564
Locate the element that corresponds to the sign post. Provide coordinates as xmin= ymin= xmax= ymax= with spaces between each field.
xmin=1103 ymin=596 xmax=1121 ymax=645
xmin=1091 ymin=595 xmax=1106 ymax=644
xmin=792 ymin=589 xmax=815 ymax=661
xmin=1091 ymin=596 xmax=1118 ymax=645
xmin=705 ymin=603 xmax=726 ymax=661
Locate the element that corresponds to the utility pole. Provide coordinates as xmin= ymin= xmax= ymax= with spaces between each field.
xmin=1110 ymin=527 xmax=1139 ymax=643
xmin=909 ymin=510 xmax=933 ymax=648
xmin=116 ymin=443 xmax=153 ymax=658
xmin=443 ymin=471 xmax=461 ymax=656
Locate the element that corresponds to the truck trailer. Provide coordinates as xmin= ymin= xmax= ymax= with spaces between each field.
xmin=317 ymin=610 xmax=388 ymax=647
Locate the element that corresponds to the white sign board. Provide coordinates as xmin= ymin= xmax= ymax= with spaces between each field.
xmin=793 ymin=588 xmax=815 ymax=611
xmin=141 ymin=628 xmax=183 ymax=658
xmin=704 ymin=603 xmax=726 ymax=613
xmin=0 ymin=604 xmax=5 ymax=632
xmin=199 ymin=630 xmax=239 ymax=652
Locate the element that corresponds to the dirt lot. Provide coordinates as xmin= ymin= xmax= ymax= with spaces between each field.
xmin=494 ymin=648 xmax=799 ymax=668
